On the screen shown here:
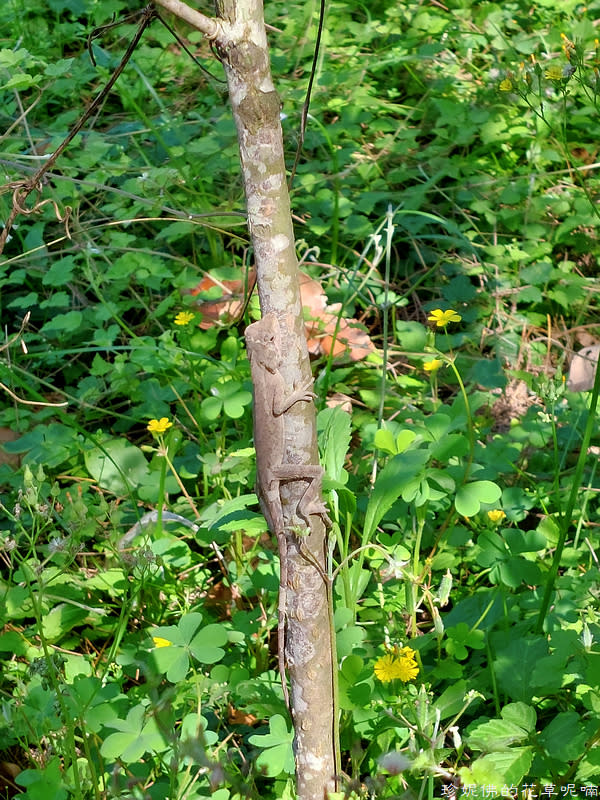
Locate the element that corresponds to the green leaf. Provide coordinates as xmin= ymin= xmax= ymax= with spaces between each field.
xmin=421 ymin=413 xmax=451 ymax=441
xmin=16 ymin=758 xmax=68 ymax=800
xmin=153 ymin=646 xmax=190 ymax=683
xmin=429 ymin=433 xmax=469 ymax=462
xmin=467 ymin=718 xmax=530 ymax=751
xmin=152 ymin=536 xmax=192 ymax=569
xmin=493 ymin=635 xmax=548 ymax=702
xmin=44 ymin=58 xmax=74 ymax=77
xmin=504 ymin=528 xmax=546 ymax=554
xmin=0 ymin=48 xmax=35 ymax=68
xmin=150 ymin=615 xmax=226 ymax=680
xmin=65 ymin=677 xmax=124 ymax=734
xmin=336 ymin=624 xmax=366 ymax=659
xmin=318 ymin=406 xmax=351 ymax=484
xmin=101 ymin=704 xmax=170 ymax=762
xmin=0 ymin=631 xmax=28 ymax=656
xmin=373 ymin=427 xmax=397 ymax=455
xmin=338 ymin=655 xmax=371 ymax=711
xmin=496 ymin=556 xmax=541 ymax=588
xmin=363 ymin=451 xmax=430 ymax=541
xmin=395 ymin=429 xmax=417 ymax=453
xmin=189 ymin=623 xmax=227 ymax=664
xmin=445 ymin=623 xmax=485 ymax=660
xmin=40 ymin=310 xmax=84 ymax=337
xmin=219 ymin=381 xmax=252 ymax=419
xmin=520 ymin=261 xmax=554 ymax=285
xmin=42 ymin=256 xmax=76 ymax=287
xmin=178 ymin=612 xmax=204 ymax=643
xmin=248 ymin=715 xmax=295 ymax=777
xmin=433 ymin=680 xmax=468 ymax=720
xmin=41 ymin=604 xmax=89 ymax=642
xmin=201 ymin=394 xmax=223 ymax=420
xmin=455 ymin=480 xmax=502 ymax=517
xmin=540 ymin=711 xmax=588 ymax=762
xmin=84 ymin=438 xmax=150 ymax=496
xmin=180 ymin=712 xmax=218 ymax=746
xmin=467 ymin=357 xmax=507 ymax=389
xmin=500 ymin=702 xmax=536 ymax=733
xmin=459 ymin=747 xmax=533 ymax=788
xmin=39 ymin=292 xmax=69 ymax=309
xmin=7 ymin=291 xmax=38 ymax=308
xmin=15 ymin=423 xmax=79 ymax=469
xmin=339 ymin=654 xmax=364 ymax=683
xmin=537 ymin=516 xmax=560 ymax=546
xmin=576 ymin=748 xmax=600 ymax=782
xmin=1 ymin=73 xmax=40 ymax=90
xmin=373 ymin=427 xmax=417 ymax=456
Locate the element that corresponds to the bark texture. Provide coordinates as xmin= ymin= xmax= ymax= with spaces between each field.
xmin=152 ymin=1 xmax=337 ymax=797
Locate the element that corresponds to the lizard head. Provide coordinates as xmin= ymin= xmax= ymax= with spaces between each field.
xmin=246 ymin=312 xmax=283 ymax=372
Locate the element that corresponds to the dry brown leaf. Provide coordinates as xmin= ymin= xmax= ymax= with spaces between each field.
xmin=204 ymin=581 xmax=234 ymax=618
xmin=299 ymin=271 xmax=328 ymax=315
xmin=187 ymin=270 xmax=255 ymax=329
xmin=306 ymin=310 xmax=375 ymax=362
xmin=186 ymin=268 xmax=375 ymax=361
xmin=0 ymin=427 xmax=20 ymax=468
xmin=325 ymin=393 xmax=353 ymax=414
xmin=228 ymin=704 xmax=258 ymax=726
xmin=567 ymin=344 xmax=600 ymax=392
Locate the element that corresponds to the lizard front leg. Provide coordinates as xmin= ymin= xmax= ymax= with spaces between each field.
xmin=273 ymin=378 xmax=316 ymax=416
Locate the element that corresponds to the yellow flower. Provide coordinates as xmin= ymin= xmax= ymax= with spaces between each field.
xmin=374 ymin=646 xmax=419 ymax=683
xmin=427 ymin=309 xmax=462 ymax=328
xmin=147 ymin=417 xmax=173 ymax=435
xmin=544 ymin=65 xmax=563 ymax=81
xmin=152 ymin=636 xmax=172 ymax=648
xmin=487 ymin=509 xmax=506 ymax=523
xmin=174 ymin=311 xmax=195 ymax=326
xmin=394 ymin=648 xmax=420 ymax=682
xmin=374 ymin=654 xmax=401 ymax=683
xmin=499 ymin=78 xmax=513 ymax=92
xmin=424 ymin=358 xmax=443 ymax=373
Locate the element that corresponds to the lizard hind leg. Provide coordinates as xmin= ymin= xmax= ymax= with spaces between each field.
xmin=296 ymin=466 xmax=332 ymax=530
xmin=273 ymin=463 xmax=332 ymax=530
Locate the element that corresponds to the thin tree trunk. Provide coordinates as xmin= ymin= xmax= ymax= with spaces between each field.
xmin=152 ymin=1 xmax=337 ymax=797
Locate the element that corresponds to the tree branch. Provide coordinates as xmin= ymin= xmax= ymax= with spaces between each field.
xmin=151 ymin=0 xmax=220 ymax=39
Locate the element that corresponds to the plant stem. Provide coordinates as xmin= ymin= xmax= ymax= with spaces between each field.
xmin=409 ymin=507 xmax=426 ymax=636
xmin=535 ymin=359 xmax=600 ymax=633
xmin=156 ymin=441 xmax=168 ymax=536
xmin=446 ymin=357 xmax=475 ymax=480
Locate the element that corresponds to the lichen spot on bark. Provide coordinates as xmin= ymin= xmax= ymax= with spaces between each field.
xmin=272 ymin=234 xmax=290 ymax=252
xmin=306 ymin=753 xmax=329 ymax=771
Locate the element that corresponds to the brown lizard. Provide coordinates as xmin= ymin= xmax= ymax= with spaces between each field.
xmin=245 ymin=311 xmax=331 ymax=710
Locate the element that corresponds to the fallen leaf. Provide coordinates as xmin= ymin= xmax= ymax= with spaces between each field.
xmin=187 ymin=269 xmax=255 ymax=329
xmin=186 ymin=268 xmax=375 ymax=361
xmin=567 ymin=344 xmax=600 ymax=392
xmin=326 ymin=393 xmax=353 ymax=414
xmin=228 ymin=704 xmax=258 ymax=726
